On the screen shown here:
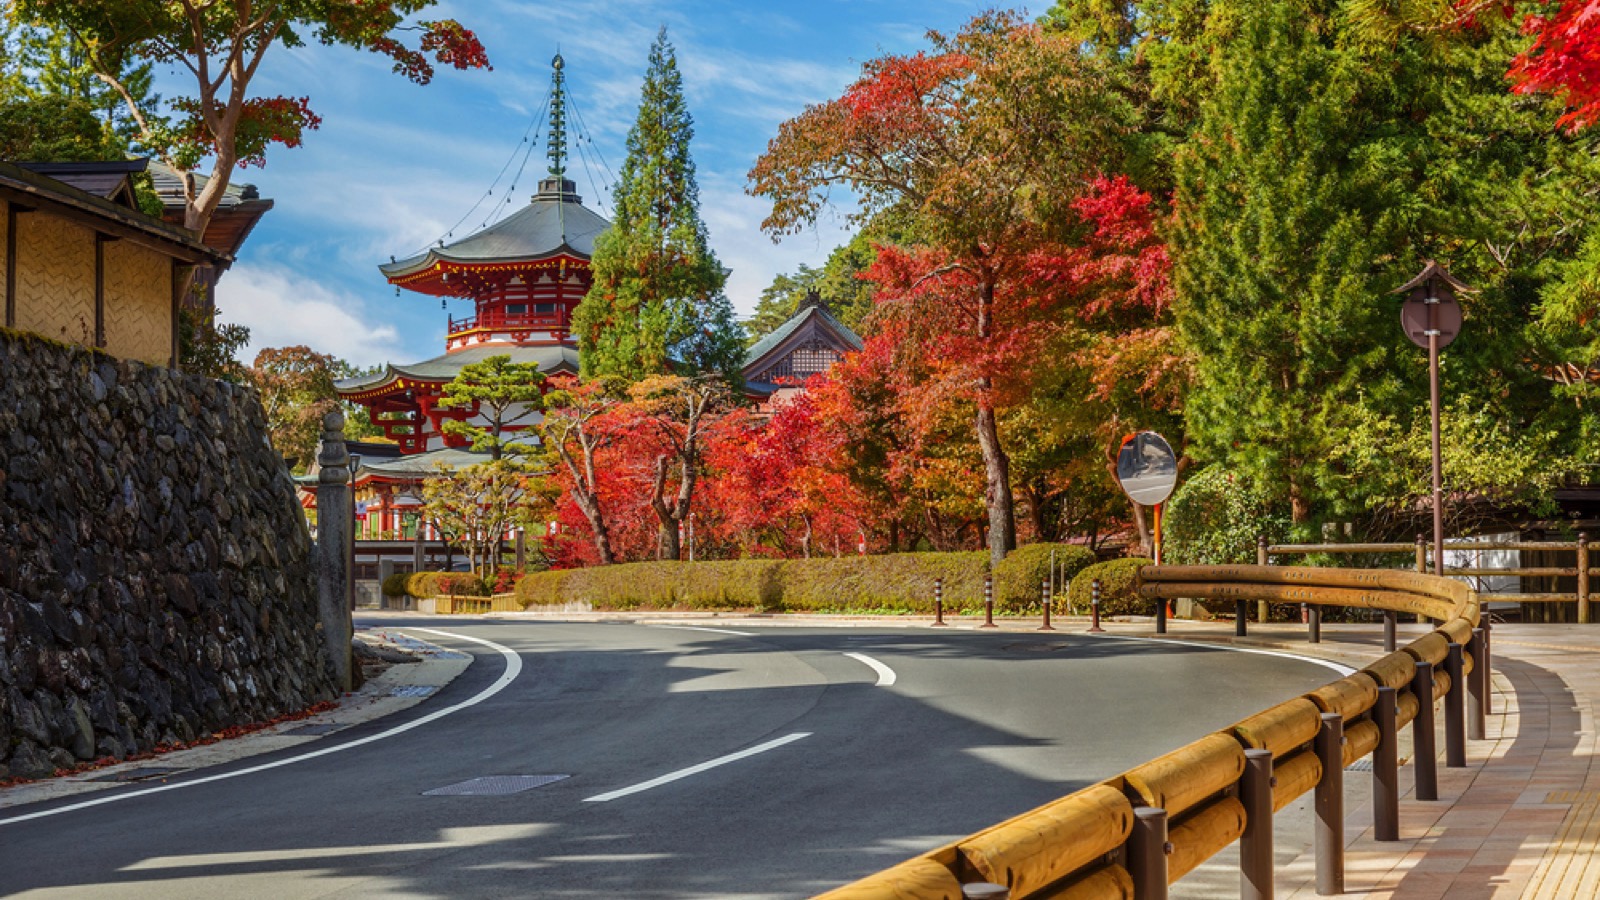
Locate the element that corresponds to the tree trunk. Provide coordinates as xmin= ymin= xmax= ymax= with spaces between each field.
xmin=651 ymin=455 xmax=681 ymax=561
xmin=975 ymin=396 xmax=1016 ymax=568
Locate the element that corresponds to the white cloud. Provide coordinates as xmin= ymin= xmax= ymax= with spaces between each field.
xmin=216 ymin=264 xmax=405 ymax=369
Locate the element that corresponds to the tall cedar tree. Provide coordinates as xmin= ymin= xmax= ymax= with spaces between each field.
xmin=574 ymin=29 xmax=743 ymax=384
xmin=750 ymin=13 xmax=1131 ymax=566
xmin=15 ymin=0 xmax=488 ymax=235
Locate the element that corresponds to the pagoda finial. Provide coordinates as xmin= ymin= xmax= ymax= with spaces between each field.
xmin=547 ymin=53 xmax=568 ymax=178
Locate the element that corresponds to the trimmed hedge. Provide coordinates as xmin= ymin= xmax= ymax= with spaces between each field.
xmin=513 ymin=543 xmax=1101 ymax=614
xmin=993 ymin=543 xmax=1097 ymax=613
xmin=404 ymin=571 xmax=489 ymax=599
xmin=515 ymin=560 xmax=783 ymax=611
xmin=381 ymin=572 xmax=412 ymax=598
xmin=1068 ymin=558 xmax=1154 ymax=617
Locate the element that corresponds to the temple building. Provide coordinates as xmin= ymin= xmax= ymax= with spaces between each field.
xmin=742 ymin=291 xmax=863 ymax=411
xmin=331 ymin=54 xmax=605 ymax=538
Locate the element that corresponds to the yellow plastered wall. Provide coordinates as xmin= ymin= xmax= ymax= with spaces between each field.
xmin=13 ymin=213 xmax=96 ymax=347
xmin=103 ymin=239 xmax=173 ymax=365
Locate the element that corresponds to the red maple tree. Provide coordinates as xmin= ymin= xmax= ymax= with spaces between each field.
xmin=1508 ymin=1 xmax=1600 ymax=130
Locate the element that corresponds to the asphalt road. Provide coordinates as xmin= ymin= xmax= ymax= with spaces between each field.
xmin=0 ymin=619 xmax=1346 ymax=899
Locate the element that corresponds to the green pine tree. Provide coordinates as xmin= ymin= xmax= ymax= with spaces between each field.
xmin=573 ymin=27 xmax=743 ymax=384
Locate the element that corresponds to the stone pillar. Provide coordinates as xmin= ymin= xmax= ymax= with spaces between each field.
xmin=316 ymin=411 xmax=354 ymax=692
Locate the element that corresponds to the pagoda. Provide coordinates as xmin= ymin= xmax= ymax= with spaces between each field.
xmin=328 ymin=54 xmax=609 ymax=539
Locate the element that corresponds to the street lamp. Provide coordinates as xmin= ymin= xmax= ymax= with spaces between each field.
xmin=1394 ymin=261 xmax=1470 ymax=576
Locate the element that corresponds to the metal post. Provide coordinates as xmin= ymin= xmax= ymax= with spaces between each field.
xmin=981 ymin=575 xmax=996 ymax=628
xmin=1129 ymin=806 xmax=1170 ymax=900
xmin=1383 ymin=611 xmax=1397 ymax=653
xmin=1240 ymin=748 xmax=1275 ymax=900
xmin=1314 ymin=712 xmax=1345 ymax=895
xmin=1374 ymin=686 xmax=1400 ymax=841
xmin=1579 ymin=532 xmax=1590 ymax=625
xmin=1481 ymin=617 xmax=1493 ymax=716
xmin=1445 ymin=642 xmax=1467 ymax=768
xmin=1308 ymin=605 xmax=1321 ymax=644
xmin=315 ymin=412 xmax=354 ymax=692
xmin=1236 ymin=599 xmax=1249 ymax=637
xmin=1257 ymin=535 xmax=1270 ymax=625
xmin=1089 ymin=579 xmax=1105 ymax=633
xmin=1155 ymin=579 xmax=1167 ymax=635
xmin=1467 ymin=628 xmax=1486 ymax=740
xmin=1411 ymin=660 xmax=1438 ymax=801
xmin=932 ymin=578 xmax=946 ymax=627
xmin=1428 ymin=319 xmax=1445 ymax=578
xmin=1049 ymin=548 xmax=1057 ymax=598
xmin=1039 ymin=579 xmax=1055 ymax=631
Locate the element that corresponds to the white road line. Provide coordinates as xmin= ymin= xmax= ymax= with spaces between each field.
xmin=582 ymin=733 xmax=811 ymax=803
xmin=650 ymin=624 xmax=757 ymax=637
xmin=0 ymin=628 xmax=521 ymax=828
xmin=1087 ymin=633 xmax=1358 ymax=676
xmin=843 ymin=652 xmax=898 ymax=687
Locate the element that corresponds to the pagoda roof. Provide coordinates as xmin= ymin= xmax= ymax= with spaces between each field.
xmin=359 ymin=447 xmax=494 ymax=478
xmin=743 ymin=300 xmax=863 ymax=375
xmin=381 ymin=178 xmax=609 ymax=293
xmin=336 ymin=343 xmax=580 ymax=399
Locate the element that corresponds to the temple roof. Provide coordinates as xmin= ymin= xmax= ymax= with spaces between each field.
xmin=146 ymin=159 xmax=274 ymax=259
xmin=743 ymin=300 xmax=863 ymax=374
xmin=335 ymin=343 xmax=580 ymax=397
xmin=380 ymin=177 xmax=608 ymax=290
xmin=359 ymin=447 xmax=494 ymax=478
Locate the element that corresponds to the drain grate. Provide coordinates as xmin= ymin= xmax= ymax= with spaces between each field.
xmin=423 ymin=775 xmax=570 ymax=796
xmin=283 ymin=723 xmax=344 ymax=736
xmin=390 ymin=685 xmax=437 ymax=698
xmin=1347 ymin=758 xmax=1374 ymax=773
xmin=91 ymin=766 xmax=188 ymax=783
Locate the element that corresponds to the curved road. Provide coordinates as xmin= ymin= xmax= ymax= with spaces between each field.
xmin=0 ymin=619 xmax=1345 ymax=898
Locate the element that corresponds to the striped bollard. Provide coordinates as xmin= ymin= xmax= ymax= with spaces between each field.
xmin=932 ymin=578 xmax=946 ymax=627
xmin=1088 ymin=578 xmax=1105 ymax=633
xmin=1039 ymin=579 xmax=1055 ymax=631
xmin=981 ymin=575 xmax=997 ymax=628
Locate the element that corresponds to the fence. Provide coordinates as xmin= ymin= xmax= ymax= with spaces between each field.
xmin=818 ymin=565 xmax=1484 ymax=900
xmin=1265 ymin=533 xmax=1597 ymax=624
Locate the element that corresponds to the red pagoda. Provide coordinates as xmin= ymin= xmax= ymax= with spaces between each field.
xmin=330 ymin=54 xmax=607 ymax=538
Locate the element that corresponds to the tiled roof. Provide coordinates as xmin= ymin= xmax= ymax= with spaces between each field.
xmin=334 ymin=344 xmax=579 ymax=395
xmin=381 ymin=178 xmax=608 ymax=279
xmin=742 ymin=303 xmax=863 ymax=372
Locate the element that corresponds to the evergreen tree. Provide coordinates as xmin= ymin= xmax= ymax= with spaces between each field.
xmin=573 ymin=27 xmax=743 ymax=384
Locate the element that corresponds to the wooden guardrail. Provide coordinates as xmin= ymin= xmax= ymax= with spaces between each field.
xmin=1264 ymin=534 xmax=1595 ymax=623
xmin=817 ymin=565 xmax=1486 ymax=900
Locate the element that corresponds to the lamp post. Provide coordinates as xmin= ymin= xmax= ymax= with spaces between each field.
xmin=1394 ymin=262 xmax=1469 ymax=576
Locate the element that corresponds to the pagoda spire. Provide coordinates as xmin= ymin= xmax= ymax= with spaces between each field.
xmin=547 ymin=53 xmax=568 ymax=178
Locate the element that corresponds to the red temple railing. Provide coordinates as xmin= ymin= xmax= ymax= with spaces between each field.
xmin=448 ymin=309 xmax=570 ymax=336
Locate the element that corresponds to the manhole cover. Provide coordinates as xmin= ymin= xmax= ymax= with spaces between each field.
xmin=424 ymin=775 xmax=570 ymax=796
xmin=391 ymin=685 xmax=437 ymax=698
xmin=90 ymin=766 xmax=188 ymax=783
xmin=283 ymin=723 xmax=344 ymax=736
xmin=1002 ymin=643 xmax=1061 ymax=654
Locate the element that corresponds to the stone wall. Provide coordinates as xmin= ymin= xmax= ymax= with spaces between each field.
xmin=0 ymin=329 xmax=338 ymax=779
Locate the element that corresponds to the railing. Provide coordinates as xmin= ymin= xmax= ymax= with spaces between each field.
xmin=1266 ymin=533 xmax=1596 ymax=624
xmin=819 ymin=565 xmax=1484 ymax=900
xmin=447 ymin=309 xmax=569 ymax=336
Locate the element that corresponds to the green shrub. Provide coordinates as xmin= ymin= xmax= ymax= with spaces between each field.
xmin=513 ymin=560 xmax=783 ymax=611
xmin=993 ymin=543 xmax=1097 ymax=613
xmin=1068 ymin=558 xmax=1154 ymax=617
xmin=381 ymin=572 xmax=411 ymax=597
xmin=1164 ymin=466 xmax=1290 ymax=566
xmin=775 ymin=552 xmax=990 ymax=614
xmin=404 ymin=571 xmax=489 ymax=598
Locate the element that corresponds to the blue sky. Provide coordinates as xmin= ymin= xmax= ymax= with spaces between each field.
xmin=198 ymin=0 xmax=992 ymax=369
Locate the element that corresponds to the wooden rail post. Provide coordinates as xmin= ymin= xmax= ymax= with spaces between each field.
xmin=1415 ymin=533 xmax=1428 ymax=624
xmin=1314 ymin=712 xmax=1345 ymax=895
xmin=1375 ymin=686 xmax=1400 ymax=841
xmin=1411 ymin=660 xmax=1438 ymax=801
xmin=1579 ymin=532 xmax=1590 ymax=625
xmin=1445 ymin=642 xmax=1467 ymax=768
xmin=1240 ymin=749 xmax=1275 ymax=900
xmin=1256 ymin=535 xmax=1269 ymax=626
xmin=1467 ymin=628 xmax=1487 ymax=741
xmin=1129 ymin=806 xmax=1170 ymax=900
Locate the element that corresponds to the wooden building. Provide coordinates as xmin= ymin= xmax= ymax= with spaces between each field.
xmin=1 ymin=159 xmax=229 ymax=366
xmin=741 ymin=291 xmax=863 ymax=411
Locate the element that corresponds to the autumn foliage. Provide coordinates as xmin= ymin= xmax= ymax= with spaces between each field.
xmin=1508 ymin=0 xmax=1600 ymax=130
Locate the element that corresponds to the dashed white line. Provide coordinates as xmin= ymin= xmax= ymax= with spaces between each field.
xmin=582 ymin=733 xmax=812 ymax=803
xmin=0 ymin=628 xmax=521 ymax=828
xmin=843 ymin=652 xmax=898 ymax=686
